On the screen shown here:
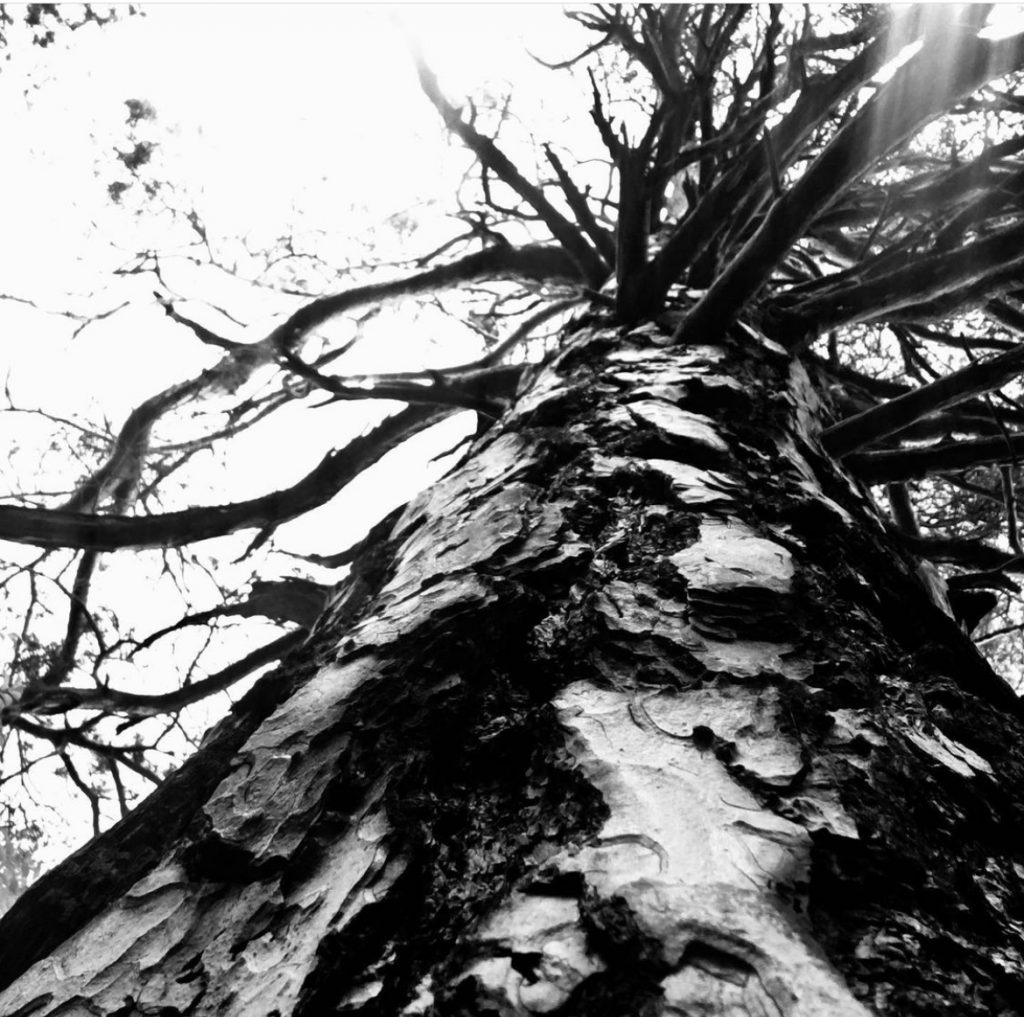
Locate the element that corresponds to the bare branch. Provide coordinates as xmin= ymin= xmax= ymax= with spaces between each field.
xmin=0 ymin=404 xmax=448 ymax=550
xmin=277 ymin=350 xmax=524 ymax=419
xmin=775 ymin=219 xmax=1024 ymax=336
xmin=824 ymin=342 xmax=1024 ymax=457
xmin=7 ymin=718 xmax=161 ymax=785
xmin=846 ymin=433 xmax=1024 ymax=482
xmin=542 ymin=145 xmax=616 ymax=267
xmin=895 ymin=531 xmax=1024 ymax=574
xmin=673 ymin=17 xmax=1024 ymax=345
xmin=414 ymin=52 xmax=608 ymax=287
xmin=12 ymin=630 xmax=304 ymax=720
xmin=268 ymin=243 xmax=584 ymax=352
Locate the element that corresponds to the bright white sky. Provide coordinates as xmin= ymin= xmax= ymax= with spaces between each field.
xmin=1 ymin=3 xmax=597 ymax=866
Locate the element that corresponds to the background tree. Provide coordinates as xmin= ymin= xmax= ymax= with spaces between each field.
xmin=3 ymin=5 xmax=1024 ymax=1014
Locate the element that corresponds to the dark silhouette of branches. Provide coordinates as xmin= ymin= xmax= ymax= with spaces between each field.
xmin=824 ymin=342 xmax=1024 ymax=457
xmin=8 ymin=630 xmax=304 ymax=720
xmin=849 ymin=435 xmax=1024 ymax=483
xmin=0 ymin=403 xmax=447 ymax=551
xmin=267 ymin=242 xmax=587 ymax=352
xmin=414 ymin=53 xmax=608 ymax=287
xmin=674 ymin=12 xmax=1024 ymax=345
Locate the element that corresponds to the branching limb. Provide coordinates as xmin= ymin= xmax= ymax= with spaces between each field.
xmin=774 ymin=219 xmax=1024 ymax=336
xmin=543 ymin=145 xmax=616 ymax=267
xmin=887 ymin=482 xmax=920 ymax=536
xmin=614 ymin=106 xmax=670 ymax=321
xmin=278 ymin=347 xmax=524 ymax=418
xmin=846 ymin=433 xmax=1024 ymax=482
xmin=61 ymin=399 xmax=168 ymax=514
xmin=28 ymin=255 xmax=560 ymax=555
xmin=1002 ymin=464 xmax=1023 ymax=555
xmin=5 ymin=716 xmax=161 ymax=784
xmin=120 ymin=578 xmax=328 ymax=660
xmin=414 ymin=52 xmax=608 ymax=287
xmin=674 ymin=15 xmax=1023 ymax=345
xmin=824 ymin=340 xmax=1024 ymax=457
xmin=9 ymin=630 xmax=304 ymax=720
xmin=39 ymin=548 xmax=101 ymax=688
xmin=894 ymin=531 xmax=1024 ymax=574
xmin=267 ymin=243 xmax=584 ymax=352
xmin=156 ymin=296 xmax=248 ymax=353
xmin=647 ymin=21 xmax=903 ymax=309
xmin=0 ymin=404 xmax=448 ymax=550
xmin=478 ymin=296 xmax=583 ymax=366
xmin=59 ymin=751 xmax=101 ymax=837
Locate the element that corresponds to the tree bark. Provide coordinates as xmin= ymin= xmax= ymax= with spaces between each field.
xmin=2 ymin=311 xmax=1023 ymax=1017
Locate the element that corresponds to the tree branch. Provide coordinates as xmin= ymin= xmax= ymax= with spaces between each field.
xmin=776 ymin=219 xmax=1024 ymax=335
xmin=11 ymin=630 xmax=304 ymax=720
xmin=268 ymin=243 xmax=584 ymax=352
xmin=823 ymin=342 xmax=1024 ymax=457
xmin=0 ymin=404 xmax=448 ymax=550
xmin=278 ymin=351 xmax=524 ymax=418
xmin=543 ymin=145 xmax=616 ymax=267
xmin=895 ymin=530 xmax=1024 ymax=573
xmin=673 ymin=17 xmax=1024 ymax=345
xmin=645 ymin=19 xmax=904 ymax=309
xmin=7 ymin=717 xmax=161 ymax=784
xmin=847 ymin=433 xmax=1024 ymax=483
xmin=414 ymin=53 xmax=608 ymax=287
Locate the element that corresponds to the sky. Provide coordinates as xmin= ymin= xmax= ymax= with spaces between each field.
xmin=0 ymin=3 xmax=596 ymax=867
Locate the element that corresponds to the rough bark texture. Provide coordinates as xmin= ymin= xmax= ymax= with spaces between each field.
xmin=3 ymin=311 xmax=1024 ymax=1016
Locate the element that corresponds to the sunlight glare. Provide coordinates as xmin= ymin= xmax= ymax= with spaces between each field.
xmin=980 ymin=6 xmax=1024 ymax=41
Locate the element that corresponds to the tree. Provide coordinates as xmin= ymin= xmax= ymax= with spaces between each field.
xmin=3 ymin=4 xmax=1024 ymax=1013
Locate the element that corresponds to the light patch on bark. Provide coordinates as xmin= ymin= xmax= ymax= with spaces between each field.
xmin=555 ymin=682 xmax=810 ymax=891
xmin=609 ymin=400 xmax=732 ymax=456
xmin=775 ymin=435 xmax=856 ymax=525
xmin=787 ymin=359 xmax=827 ymax=444
xmin=389 ymin=431 xmax=537 ymax=533
xmin=507 ymin=364 xmax=572 ymax=422
xmin=825 ymin=708 xmax=887 ymax=757
xmin=777 ymin=359 xmax=871 ymax=527
xmin=594 ymin=578 xmax=811 ymax=682
xmin=451 ymin=894 xmax=607 ymax=1014
xmin=687 ymin=634 xmax=813 ymax=682
xmin=607 ymin=343 xmax=726 ymax=369
xmin=349 ymin=573 xmax=496 ymax=649
xmin=386 ymin=479 xmax=540 ymax=589
xmin=915 ymin=559 xmax=955 ymax=619
xmin=541 ymin=682 xmax=870 ymax=1016
xmin=623 ymin=881 xmax=872 ymax=1016
xmin=365 ymin=428 xmax=587 ymax=618
xmin=203 ymin=656 xmax=376 ymax=858
xmin=734 ymin=320 xmax=790 ymax=357
xmin=670 ymin=518 xmax=794 ymax=597
xmin=903 ymin=723 xmax=994 ymax=778
xmin=644 ymin=459 xmax=739 ymax=508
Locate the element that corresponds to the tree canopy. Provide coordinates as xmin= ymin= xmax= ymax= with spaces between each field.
xmin=4 ymin=2 xmax=1024 ymax=895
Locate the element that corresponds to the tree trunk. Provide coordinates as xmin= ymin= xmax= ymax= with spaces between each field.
xmin=2 ymin=311 xmax=1023 ymax=1017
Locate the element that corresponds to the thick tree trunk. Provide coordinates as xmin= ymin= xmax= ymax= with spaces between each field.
xmin=2 ymin=311 xmax=1023 ymax=1016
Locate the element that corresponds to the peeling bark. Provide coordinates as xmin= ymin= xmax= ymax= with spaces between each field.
xmin=2 ymin=312 xmax=1023 ymax=1016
